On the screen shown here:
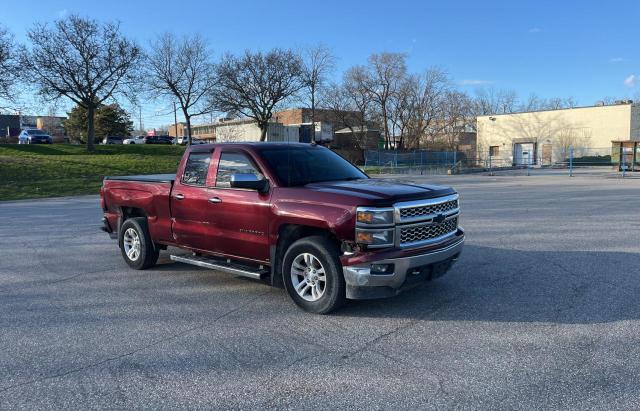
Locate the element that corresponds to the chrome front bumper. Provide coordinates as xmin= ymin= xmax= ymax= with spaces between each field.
xmin=342 ymin=233 xmax=464 ymax=299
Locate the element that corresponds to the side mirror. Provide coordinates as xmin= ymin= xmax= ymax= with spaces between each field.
xmin=230 ymin=173 xmax=269 ymax=193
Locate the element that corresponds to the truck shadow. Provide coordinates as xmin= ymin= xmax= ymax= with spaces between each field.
xmin=337 ymin=245 xmax=640 ymax=324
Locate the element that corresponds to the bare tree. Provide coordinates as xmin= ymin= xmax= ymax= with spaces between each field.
xmin=146 ymin=33 xmax=216 ymax=145
xmin=389 ymin=74 xmax=419 ymax=150
xmin=440 ymin=90 xmax=474 ymax=150
xmin=406 ymin=68 xmax=451 ymax=149
xmin=301 ymin=44 xmax=336 ymax=141
xmin=0 ymin=25 xmax=18 ymax=106
xmin=211 ymin=49 xmax=303 ymax=141
xmin=19 ymin=15 xmax=140 ymax=151
xmin=473 ymin=88 xmax=518 ymax=116
xmin=320 ymin=79 xmax=371 ymax=150
xmin=520 ymin=94 xmax=578 ymax=112
xmin=360 ymin=52 xmax=407 ymax=149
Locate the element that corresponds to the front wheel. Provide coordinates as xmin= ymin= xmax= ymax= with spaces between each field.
xmin=119 ymin=217 xmax=159 ymax=269
xmin=283 ymin=236 xmax=346 ymax=314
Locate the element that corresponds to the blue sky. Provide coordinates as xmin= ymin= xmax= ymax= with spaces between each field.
xmin=3 ymin=0 xmax=639 ymax=128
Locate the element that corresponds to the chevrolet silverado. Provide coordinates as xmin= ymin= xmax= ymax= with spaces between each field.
xmin=100 ymin=143 xmax=464 ymax=313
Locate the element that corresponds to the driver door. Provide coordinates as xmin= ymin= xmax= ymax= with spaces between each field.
xmin=205 ymin=149 xmax=272 ymax=262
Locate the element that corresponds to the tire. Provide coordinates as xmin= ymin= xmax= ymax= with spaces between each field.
xmin=282 ymin=236 xmax=346 ymax=314
xmin=119 ymin=217 xmax=159 ymax=270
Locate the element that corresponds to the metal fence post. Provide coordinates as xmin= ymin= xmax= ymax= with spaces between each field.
xmin=527 ymin=151 xmax=531 ymax=176
xmin=569 ymin=147 xmax=574 ymax=177
xmin=453 ymin=150 xmax=457 ymax=174
xmin=488 ymin=150 xmax=493 ymax=176
xmin=622 ymin=147 xmax=626 ymax=178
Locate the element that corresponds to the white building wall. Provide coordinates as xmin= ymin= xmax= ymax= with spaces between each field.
xmin=630 ymin=105 xmax=640 ymax=140
xmin=215 ymin=120 xmax=301 ymax=143
xmin=477 ymin=104 xmax=636 ymax=164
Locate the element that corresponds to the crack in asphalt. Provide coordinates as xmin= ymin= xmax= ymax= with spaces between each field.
xmin=0 ymin=291 xmax=269 ymax=395
xmin=0 ymin=266 xmax=118 ymax=294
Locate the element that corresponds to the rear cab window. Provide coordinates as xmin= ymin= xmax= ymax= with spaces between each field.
xmin=181 ymin=152 xmax=212 ymax=186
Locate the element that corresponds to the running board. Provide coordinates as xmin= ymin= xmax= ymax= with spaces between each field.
xmin=169 ymin=254 xmax=267 ymax=280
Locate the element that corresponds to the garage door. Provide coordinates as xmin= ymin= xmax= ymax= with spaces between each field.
xmin=514 ymin=143 xmax=535 ymax=166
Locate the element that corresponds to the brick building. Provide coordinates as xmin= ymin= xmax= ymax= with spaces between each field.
xmin=274 ymin=108 xmax=362 ymax=129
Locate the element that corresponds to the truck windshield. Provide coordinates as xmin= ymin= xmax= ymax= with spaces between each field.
xmin=260 ymin=146 xmax=368 ymax=187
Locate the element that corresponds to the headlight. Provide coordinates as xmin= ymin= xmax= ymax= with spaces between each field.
xmin=355 ymin=228 xmax=394 ymax=247
xmin=356 ymin=207 xmax=394 ymax=226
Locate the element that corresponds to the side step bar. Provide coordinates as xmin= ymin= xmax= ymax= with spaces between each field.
xmin=169 ymin=254 xmax=268 ymax=280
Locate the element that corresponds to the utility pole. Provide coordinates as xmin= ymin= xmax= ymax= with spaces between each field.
xmin=173 ymin=102 xmax=178 ymax=145
xmin=138 ymin=106 xmax=143 ymax=133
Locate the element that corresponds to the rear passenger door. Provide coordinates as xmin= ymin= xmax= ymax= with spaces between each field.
xmin=170 ymin=149 xmax=218 ymax=251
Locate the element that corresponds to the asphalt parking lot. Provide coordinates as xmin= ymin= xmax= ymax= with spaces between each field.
xmin=1 ymin=170 xmax=640 ymax=409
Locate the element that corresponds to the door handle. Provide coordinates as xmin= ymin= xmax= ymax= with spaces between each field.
xmin=175 ymin=194 xmax=184 ymax=200
xmin=208 ymin=197 xmax=222 ymax=204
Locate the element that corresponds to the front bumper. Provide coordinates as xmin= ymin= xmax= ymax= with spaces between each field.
xmin=342 ymin=229 xmax=464 ymax=299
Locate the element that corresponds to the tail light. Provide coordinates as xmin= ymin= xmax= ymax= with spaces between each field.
xmin=100 ymin=187 xmax=106 ymax=211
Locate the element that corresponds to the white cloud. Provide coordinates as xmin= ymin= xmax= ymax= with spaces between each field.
xmin=57 ymin=9 xmax=68 ymax=18
xmin=610 ymin=57 xmax=625 ymax=63
xmin=624 ymin=74 xmax=637 ymax=88
xmin=528 ymin=27 xmax=542 ymax=33
xmin=459 ymin=79 xmax=493 ymax=86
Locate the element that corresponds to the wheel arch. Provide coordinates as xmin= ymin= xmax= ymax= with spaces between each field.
xmin=117 ymin=207 xmax=149 ymax=248
xmin=270 ymin=223 xmax=341 ymax=289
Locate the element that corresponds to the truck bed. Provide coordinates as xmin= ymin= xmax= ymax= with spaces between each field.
xmin=102 ymin=174 xmax=175 ymax=244
xmin=104 ymin=174 xmax=176 ymax=183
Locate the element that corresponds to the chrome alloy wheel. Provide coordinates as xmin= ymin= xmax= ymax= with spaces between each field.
xmin=123 ymin=228 xmax=141 ymax=261
xmin=290 ymin=253 xmax=327 ymax=302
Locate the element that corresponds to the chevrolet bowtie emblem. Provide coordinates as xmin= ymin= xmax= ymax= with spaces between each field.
xmin=433 ymin=214 xmax=446 ymax=224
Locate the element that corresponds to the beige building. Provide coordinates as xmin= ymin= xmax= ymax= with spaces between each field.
xmin=215 ymin=119 xmax=299 ymax=142
xmin=477 ymin=102 xmax=640 ymax=165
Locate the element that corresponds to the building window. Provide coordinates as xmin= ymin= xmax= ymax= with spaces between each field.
xmin=489 ymin=146 xmax=500 ymax=157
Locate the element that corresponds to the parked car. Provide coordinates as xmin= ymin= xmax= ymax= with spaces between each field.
xmin=123 ymin=136 xmax=146 ymax=144
xmin=18 ymin=129 xmax=52 ymax=144
xmin=101 ymin=143 xmax=464 ymax=314
xmin=177 ymin=137 xmax=206 ymax=145
xmin=102 ymin=136 xmax=124 ymax=145
xmin=144 ymin=135 xmax=173 ymax=145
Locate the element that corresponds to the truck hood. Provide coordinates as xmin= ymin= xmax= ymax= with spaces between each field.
xmin=304 ymin=178 xmax=455 ymax=204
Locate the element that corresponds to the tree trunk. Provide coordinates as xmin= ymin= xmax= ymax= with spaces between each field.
xmin=259 ymin=122 xmax=268 ymax=141
xmin=184 ymin=114 xmax=192 ymax=145
xmin=87 ymin=105 xmax=95 ymax=152
xmin=382 ymin=106 xmax=389 ymax=150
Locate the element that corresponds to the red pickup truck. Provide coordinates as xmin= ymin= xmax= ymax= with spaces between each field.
xmin=101 ymin=143 xmax=464 ymax=313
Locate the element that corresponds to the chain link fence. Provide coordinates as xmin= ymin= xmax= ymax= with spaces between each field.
xmin=363 ymin=150 xmax=467 ymax=175
xmin=362 ymin=146 xmax=627 ymax=176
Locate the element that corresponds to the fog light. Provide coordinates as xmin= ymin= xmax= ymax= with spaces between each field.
xmin=370 ymin=263 xmax=394 ymax=275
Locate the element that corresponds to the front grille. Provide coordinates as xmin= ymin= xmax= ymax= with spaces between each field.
xmin=400 ymin=217 xmax=458 ymax=245
xmin=399 ymin=199 xmax=458 ymax=220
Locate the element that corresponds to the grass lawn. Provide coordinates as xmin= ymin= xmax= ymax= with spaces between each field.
xmin=0 ymin=144 xmax=185 ymax=201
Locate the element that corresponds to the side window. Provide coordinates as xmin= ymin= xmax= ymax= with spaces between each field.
xmin=489 ymin=146 xmax=500 ymax=157
xmin=216 ymin=152 xmax=263 ymax=188
xmin=181 ymin=152 xmax=211 ymax=186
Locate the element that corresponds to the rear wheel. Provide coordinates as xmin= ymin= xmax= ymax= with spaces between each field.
xmin=119 ymin=217 xmax=159 ymax=269
xmin=283 ymin=236 xmax=346 ymax=314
